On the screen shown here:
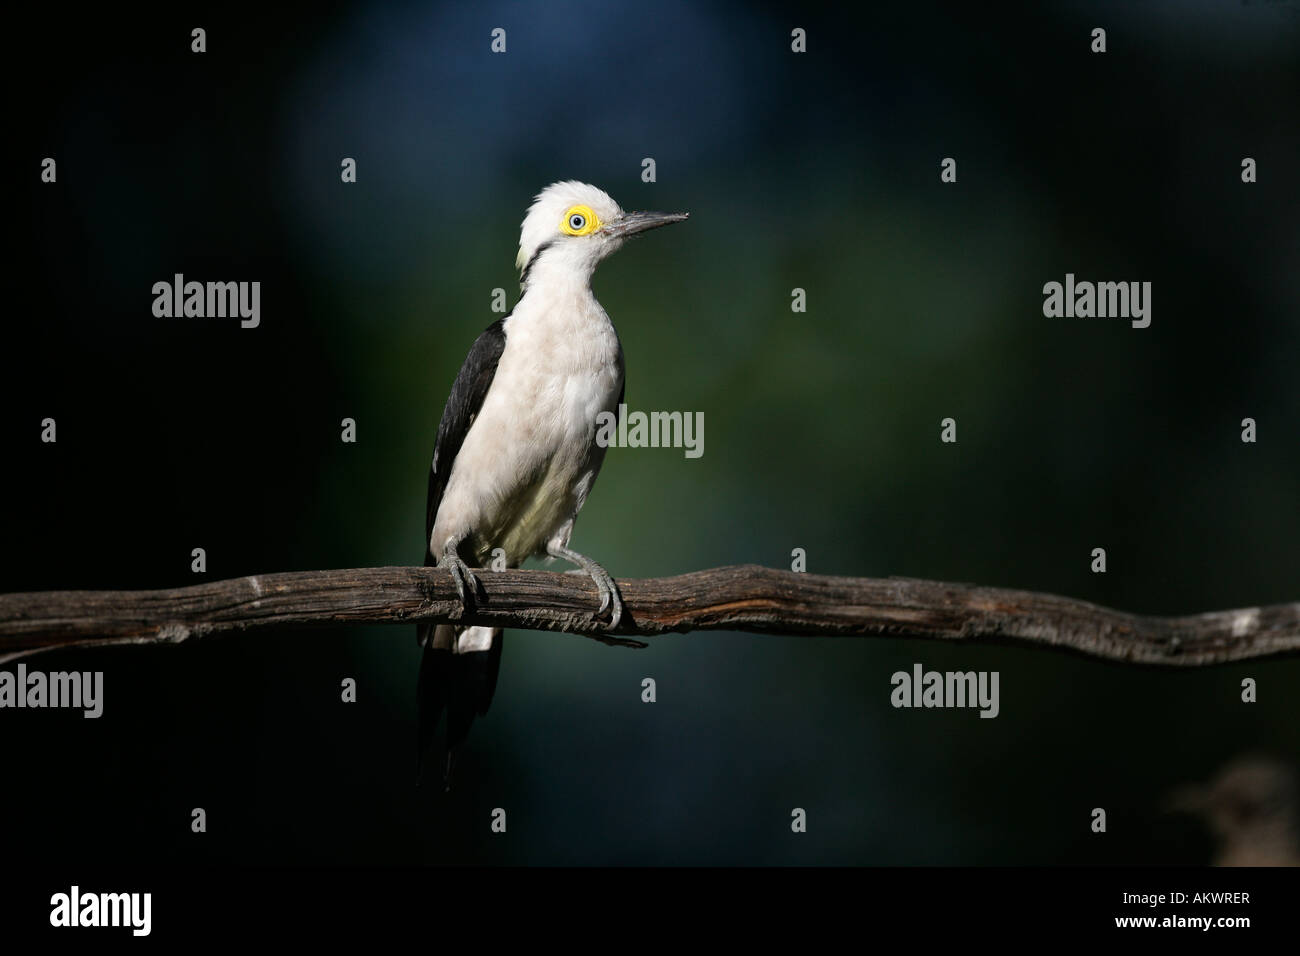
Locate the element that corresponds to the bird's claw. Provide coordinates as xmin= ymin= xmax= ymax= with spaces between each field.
xmin=587 ymin=563 xmax=623 ymax=630
xmin=555 ymin=550 xmax=623 ymax=628
xmin=438 ymin=550 xmax=480 ymax=614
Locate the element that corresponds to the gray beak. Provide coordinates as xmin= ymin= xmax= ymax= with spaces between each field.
xmin=604 ymin=210 xmax=690 ymax=239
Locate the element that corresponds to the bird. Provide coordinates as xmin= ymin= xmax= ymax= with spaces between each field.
xmin=416 ymin=181 xmax=689 ymax=787
xmin=1169 ymin=755 xmax=1299 ymax=866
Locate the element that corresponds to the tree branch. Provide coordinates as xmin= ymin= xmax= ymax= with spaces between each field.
xmin=0 ymin=564 xmax=1296 ymax=666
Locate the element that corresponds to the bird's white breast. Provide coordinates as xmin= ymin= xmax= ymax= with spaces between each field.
xmin=431 ymin=284 xmax=624 ymax=565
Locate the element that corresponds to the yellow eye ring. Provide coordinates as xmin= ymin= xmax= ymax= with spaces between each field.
xmin=560 ymin=204 xmax=601 ymax=236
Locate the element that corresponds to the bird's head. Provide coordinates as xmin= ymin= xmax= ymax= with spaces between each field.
xmin=515 ymin=181 xmax=688 ymax=287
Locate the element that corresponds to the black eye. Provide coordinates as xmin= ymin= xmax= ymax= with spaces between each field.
xmin=569 ymin=213 xmax=586 ymax=231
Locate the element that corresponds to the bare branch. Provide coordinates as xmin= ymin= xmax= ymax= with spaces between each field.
xmin=0 ymin=565 xmax=1295 ymax=666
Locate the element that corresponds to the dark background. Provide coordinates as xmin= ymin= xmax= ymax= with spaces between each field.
xmin=5 ymin=1 xmax=1298 ymax=865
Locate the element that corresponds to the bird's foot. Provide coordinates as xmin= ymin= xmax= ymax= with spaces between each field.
xmin=557 ymin=549 xmax=623 ymax=629
xmin=437 ymin=546 xmax=481 ymax=616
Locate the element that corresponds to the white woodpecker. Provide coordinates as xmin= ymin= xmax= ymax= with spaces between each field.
xmin=417 ymin=181 xmax=689 ymax=785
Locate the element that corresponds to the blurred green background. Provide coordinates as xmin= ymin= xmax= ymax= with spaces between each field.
xmin=6 ymin=0 xmax=1298 ymax=864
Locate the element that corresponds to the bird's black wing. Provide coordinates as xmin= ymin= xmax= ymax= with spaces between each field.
xmin=417 ymin=318 xmax=508 ymax=788
xmin=423 ymin=317 xmax=508 ymax=566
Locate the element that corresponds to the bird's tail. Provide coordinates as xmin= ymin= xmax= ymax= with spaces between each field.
xmin=416 ymin=624 xmax=503 ymax=790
